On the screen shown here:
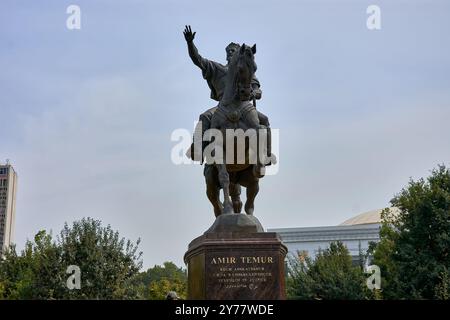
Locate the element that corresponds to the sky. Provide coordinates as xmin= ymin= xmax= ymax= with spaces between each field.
xmin=1 ymin=0 xmax=449 ymax=268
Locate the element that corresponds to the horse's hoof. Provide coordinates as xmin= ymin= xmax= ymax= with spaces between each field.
xmin=214 ymin=204 xmax=224 ymax=217
xmin=245 ymin=205 xmax=254 ymax=216
xmin=233 ymin=201 xmax=243 ymax=214
xmin=223 ymin=203 xmax=234 ymax=215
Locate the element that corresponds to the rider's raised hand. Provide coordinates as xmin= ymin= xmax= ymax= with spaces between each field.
xmin=183 ymin=25 xmax=196 ymax=43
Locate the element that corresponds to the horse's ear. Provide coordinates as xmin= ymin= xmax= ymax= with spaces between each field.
xmin=240 ymin=44 xmax=246 ymax=54
xmin=251 ymin=44 xmax=256 ymax=54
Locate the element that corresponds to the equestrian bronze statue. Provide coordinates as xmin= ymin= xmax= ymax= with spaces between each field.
xmin=183 ymin=25 xmax=275 ymax=218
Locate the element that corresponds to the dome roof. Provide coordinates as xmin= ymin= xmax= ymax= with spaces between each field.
xmin=340 ymin=208 xmax=400 ymax=226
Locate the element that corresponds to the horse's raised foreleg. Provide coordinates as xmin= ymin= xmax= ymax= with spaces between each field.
xmin=216 ymin=164 xmax=234 ymax=214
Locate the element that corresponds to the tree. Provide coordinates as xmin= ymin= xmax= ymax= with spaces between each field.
xmin=0 ymin=231 xmax=62 ymax=299
xmin=370 ymin=165 xmax=450 ymax=299
xmin=286 ymin=251 xmax=315 ymax=299
xmin=0 ymin=218 xmax=142 ymax=299
xmin=367 ymin=208 xmax=401 ymax=299
xmin=287 ymin=242 xmax=370 ymax=300
xmin=131 ymin=262 xmax=187 ymax=300
xmin=58 ymin=218 xmax=143 ymax=299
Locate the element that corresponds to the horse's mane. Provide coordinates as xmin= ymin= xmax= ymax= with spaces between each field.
xmin=222 ymin=44 xmax=256 ymax=104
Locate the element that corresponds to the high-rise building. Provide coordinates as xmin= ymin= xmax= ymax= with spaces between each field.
xmin=0 ymin=163 xmax=18 ymax=256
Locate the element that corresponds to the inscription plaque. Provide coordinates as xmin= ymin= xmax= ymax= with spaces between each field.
xmin=184 ymin=232 xmax=287 ymax=300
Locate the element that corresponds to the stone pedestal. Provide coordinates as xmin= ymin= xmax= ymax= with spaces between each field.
xmin=184 ymin=214 xmax=287 ymax=300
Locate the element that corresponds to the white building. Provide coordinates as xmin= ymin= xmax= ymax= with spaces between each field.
xmin=269 ymin=208 xmax=398 ymax=263
xmin=0 ymin=163 xmax=18 ymax=256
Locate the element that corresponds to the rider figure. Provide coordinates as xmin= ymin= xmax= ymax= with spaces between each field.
xmin=183 ymin=25 xmax=271 ymax=162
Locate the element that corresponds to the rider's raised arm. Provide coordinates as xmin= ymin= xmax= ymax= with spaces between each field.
xmin=187 ymin=40 xmax=209 ymax=71
xmin=184 ymin=25 xmax=209 ymax=72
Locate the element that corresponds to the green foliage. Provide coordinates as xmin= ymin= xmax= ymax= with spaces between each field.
xmin=58 ymin=218 xmax=143 ymax=299
xmin=367 ymin=208 xmax=401 ymax=299
xmin=0 ymin=231 xmax=62 ymax=299
xmin=434 ymin=269 xmax=450 ymax=300
xmin=286 ymin=251 xmax=315 ymax=299
xmin=370 ymin=164 xmax=450 ymax=299
xmin=131 ymin=262 xmax=187 ymax=300
xmin=0 ymin=218 xmax=142 ymax=299
xmin=287 ymin=242 xmax=370 ymax=300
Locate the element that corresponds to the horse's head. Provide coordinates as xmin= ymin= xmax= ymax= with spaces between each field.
xmin=235 ymin=43 xmax=257 ymax=101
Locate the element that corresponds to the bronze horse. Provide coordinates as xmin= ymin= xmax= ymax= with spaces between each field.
xmin=204 ymin=44 xmax=270 ymax=217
